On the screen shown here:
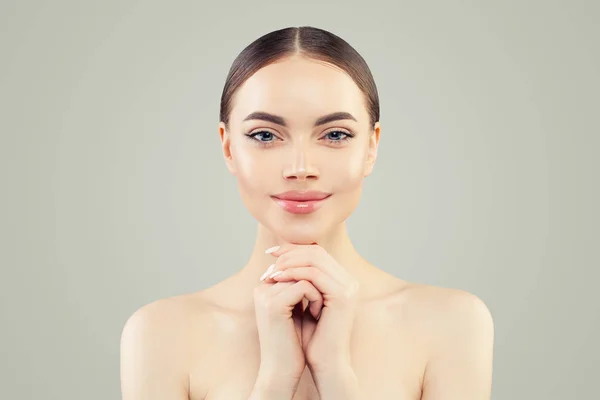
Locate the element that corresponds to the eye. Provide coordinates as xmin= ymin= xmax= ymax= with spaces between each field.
xmin=322 ymin=130 xmax=354 ymax=144
xmin=244 ymin=130 xmax=280 ymax=146
xmin=247 ymin=131 xmax=276 ymax=142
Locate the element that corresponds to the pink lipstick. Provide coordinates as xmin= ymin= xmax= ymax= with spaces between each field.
xmin=270 ymin=190 xmax=332 ymax=214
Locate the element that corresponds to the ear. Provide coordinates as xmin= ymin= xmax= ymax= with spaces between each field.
xmin=219 ymin=122 xmax=236 ymax=175
xmin=363 ymin=122 xmax=381 ymax=177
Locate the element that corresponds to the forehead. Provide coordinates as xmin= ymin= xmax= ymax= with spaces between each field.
xmin=230 ymin=56 xmax=368 ymax=127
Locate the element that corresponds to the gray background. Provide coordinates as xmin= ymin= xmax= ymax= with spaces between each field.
xmin=1 ymin=1 xmax=598 ymax=399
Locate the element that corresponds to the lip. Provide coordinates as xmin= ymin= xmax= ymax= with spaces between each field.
xmin=271 ymin=190 xmax=332 ymax=201
xmin=270 ymin=191 xmax=332 ymax=215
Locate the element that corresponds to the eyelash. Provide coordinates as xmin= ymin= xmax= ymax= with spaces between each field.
xmin=244 ymin=130 xmax=355 ymax=147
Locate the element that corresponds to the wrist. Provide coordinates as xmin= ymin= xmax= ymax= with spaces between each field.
xmin=310 ymin=365 xmax=360 ymax=400
xmin=250 ymin=371 xmax=298 ymax=400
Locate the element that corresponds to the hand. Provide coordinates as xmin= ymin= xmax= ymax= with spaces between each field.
xmin=263 ymin=243 xmax=360 ymax=375
xmin=253 ymin=269 xmax=324 ymax=397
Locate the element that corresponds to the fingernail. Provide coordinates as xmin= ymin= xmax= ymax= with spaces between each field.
xmin=260 ymin=264 xmax=276 ymax=281
xmin=269 ymin=270 xmax=283 ymax=279
xmin=265 ymin=246 xmax=280 ymax=254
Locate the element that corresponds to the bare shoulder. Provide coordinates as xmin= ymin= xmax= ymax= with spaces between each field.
xmin=120 ymin=291 xmax=215 ymax=351
xmin=395 ymin=281 xmax=493 ymax=322
xmin=390 ymin=281 xmax=494 ymax=343
xmin=120 ymin=291 xmax=217 ymax=399
xmin=391 ymin=282 xmax=495 ymax=399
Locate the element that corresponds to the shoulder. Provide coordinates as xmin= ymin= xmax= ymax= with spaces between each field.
xmin=121 ymin=292 xmax=212 ymax=345
xmin=393 ymin=282 xmax=494 ymax=347
xmin=401 ymin=282 xmax=493 ymax=326
xmin=392 ymin=282 xmax=494 ymax=398
xmin=120 ymin=292 xmax=216 ymax=399
xmin=120 ymin=290 xmax=222 ymax=356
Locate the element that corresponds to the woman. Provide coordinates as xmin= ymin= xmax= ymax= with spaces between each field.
xmin=120 ymin=26 xmax=494 ymax=400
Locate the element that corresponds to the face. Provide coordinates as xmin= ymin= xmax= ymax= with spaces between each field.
xmin=219 ymin=55 xmax=380 ymax=244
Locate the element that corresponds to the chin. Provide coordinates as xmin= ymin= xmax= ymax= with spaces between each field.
xmin=268 ymin=209 xmax=351 ymax=245
xmin=280 ymin=232 xmax=321 ymax=245
xmin=271 ymin=221 xmax=327 ymax=245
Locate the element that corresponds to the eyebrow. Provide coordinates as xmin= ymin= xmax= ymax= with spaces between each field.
xmin=242 ymin=111 xmax=358 ymax=127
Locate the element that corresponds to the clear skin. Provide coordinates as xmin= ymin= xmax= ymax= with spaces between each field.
xmin=120 ymin=55 xmax=495 ymax=400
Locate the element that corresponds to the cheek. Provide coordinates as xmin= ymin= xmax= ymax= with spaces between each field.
xmin=231 ymin=145 xmax=268 ymax=191
xmin=329 ymin=149 xmax=367 ymax=192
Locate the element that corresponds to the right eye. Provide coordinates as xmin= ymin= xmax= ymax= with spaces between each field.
xmin=245 ymin=131 xmax=278 ymax=143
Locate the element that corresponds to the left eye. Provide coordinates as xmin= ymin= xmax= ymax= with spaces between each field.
xmin=324 ymin=131 xmax=349 ymax=141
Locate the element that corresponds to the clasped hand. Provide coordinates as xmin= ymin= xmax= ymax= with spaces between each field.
xmin=259 ymin=242 xmax=359 ymax=374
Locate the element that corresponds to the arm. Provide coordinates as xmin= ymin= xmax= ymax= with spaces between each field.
xmin=120 ymin=300 xmax=191 ymax=400
xmin=310 ymin=363 xmax=360 ymax=400
xmin=247 ymin=373 xmax=300 ymax=400
xmin=420 ymin=291 xmax=495 ymax=400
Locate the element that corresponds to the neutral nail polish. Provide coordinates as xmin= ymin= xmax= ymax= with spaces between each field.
xmin=269 ymin=270 xmax=283 ymax=279
xmin=265 ymin=246 xmax=280 ymax=254
xmin=260 ymin=264 xmax=276 ymax=281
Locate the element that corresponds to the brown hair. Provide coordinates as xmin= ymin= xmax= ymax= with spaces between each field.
xmin=219 ymin=26 xmax=380 ymax=132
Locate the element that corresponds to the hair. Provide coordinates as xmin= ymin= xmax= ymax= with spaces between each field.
xmin=219 ymin=26 xmax=380 ymax=132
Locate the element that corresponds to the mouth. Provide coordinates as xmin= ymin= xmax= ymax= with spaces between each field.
xmin=270 ymin=191 xmax=332 ymax=215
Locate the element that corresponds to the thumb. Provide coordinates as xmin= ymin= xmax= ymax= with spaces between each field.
xmin=301 ymin=310 xmax=318 ymax=344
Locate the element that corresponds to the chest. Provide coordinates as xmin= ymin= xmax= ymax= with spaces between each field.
xmin=189 ymin=317 xmax=425 ymax=400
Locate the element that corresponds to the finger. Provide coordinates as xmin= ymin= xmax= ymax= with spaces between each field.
xmin=272 ymin=247 xmax=347 ymax=285
xmin=259 ymin=280 xmax=323 ymax=319
xmin=271 ymin=266 xmax=342 ymax=298
xmin=275 ymin=280 xmax=323 ymax=320
xmin=264 ymin=241 xmax=318 ymax=257
xmin=308 ymin=299 xmax=322 ymax=321
xmin=265 ymin=280 xmax=296 ymax=295
xmin=264 ymin=242 xmax=297 ymax=257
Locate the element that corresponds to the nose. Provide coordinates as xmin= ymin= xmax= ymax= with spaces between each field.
xmin=282 ymin=144 xmax=319 ymax=181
